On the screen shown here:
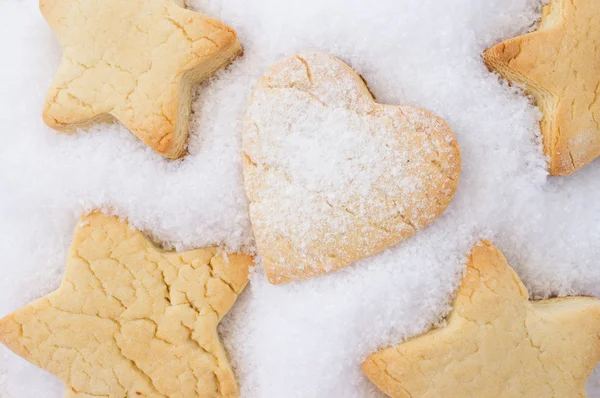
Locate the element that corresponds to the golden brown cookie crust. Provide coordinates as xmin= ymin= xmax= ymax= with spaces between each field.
xmin=40 ymin=0 xmax=242 ymax=158
xmin=484 ymin=0 xmax=600 ymax=175
xmin=243 ymin=52 xmax=461 ymax=284
xmin=363 ymin=241 xmax=600 ymax=397
xmin=0 ymin=212 xmax=253 ymax=397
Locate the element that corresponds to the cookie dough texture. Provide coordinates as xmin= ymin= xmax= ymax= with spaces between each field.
xmin=243 ymin=52 xmax=461 ymax=284
xmin=0 ymin=212 xmax=253 ymax=397
xmin=363 ymin=242 xmax=600 ymax=398
xmin=40 ymin=0 xmax=242 ymax=158
xmin=484 ymin=0 xmax=600 ymax=175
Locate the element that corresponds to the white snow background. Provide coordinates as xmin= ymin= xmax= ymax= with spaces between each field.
xmin=1 ymin=0 xmax=599 ymax=396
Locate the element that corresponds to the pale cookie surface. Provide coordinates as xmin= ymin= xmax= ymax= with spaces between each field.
xmin=40 ymin=0 xmax=242 ymax=158
xmin=484 ymin=0 xmax=600 ymax=175
xmin=0 ymin=212 xmax=253 ymax=397
xmin=243 ymin=52 xmax=461 ymax=284
xmin=363 ymin=242 xmax=600 ymax=398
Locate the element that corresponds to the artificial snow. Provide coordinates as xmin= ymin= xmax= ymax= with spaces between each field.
xmin=0 ymin=0 xmax=598 ymax=397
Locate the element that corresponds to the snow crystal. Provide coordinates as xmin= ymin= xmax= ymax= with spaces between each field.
xmin=0 ymin=0 xmax=598 ymax=397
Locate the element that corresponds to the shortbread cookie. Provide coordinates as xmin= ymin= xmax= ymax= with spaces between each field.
xmin=0 ymin=212 xmax=253 ymax=397
xmin=40 ymin=0 xmax=242 ymax=158
xmin=484 ymin=0 xmax=600 ymax=175
xmin=243 ymin=52 xmax=461 ymax=284
xmin=363 ymin=242 xmax=600 ymax=397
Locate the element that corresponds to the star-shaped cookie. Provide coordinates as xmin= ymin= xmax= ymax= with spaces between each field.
xmin=363 ymin=241 xmax=600 ymax=397
xmin=40 ymin=0 xmax=242 ymax=158
xmin=0 ymin=212 xmax=253 ymax=397
xmin=484 ymin=0 xmax=600 ymax=175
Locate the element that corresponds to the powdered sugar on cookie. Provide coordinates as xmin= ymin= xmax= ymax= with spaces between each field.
xmin=243 ymin=52 xmax=461 ymax=283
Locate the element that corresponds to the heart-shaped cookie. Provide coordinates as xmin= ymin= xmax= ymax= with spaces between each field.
xmin=243 ymin=52 xmax=461 ymax=284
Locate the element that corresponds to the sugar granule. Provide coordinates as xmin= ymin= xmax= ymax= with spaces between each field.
xmin=0 ymin=0 xmax=598 ymax=397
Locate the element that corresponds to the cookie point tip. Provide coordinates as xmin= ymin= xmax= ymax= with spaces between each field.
xmin=39 ymin=0 xmax=59 ymax=16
